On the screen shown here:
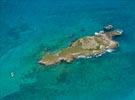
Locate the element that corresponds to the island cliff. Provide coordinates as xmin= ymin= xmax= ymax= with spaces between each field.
xmin=39 ymin=25 xmax=122 ymax=66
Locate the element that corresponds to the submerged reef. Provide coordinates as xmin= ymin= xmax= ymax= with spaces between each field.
xmin=39 ymin=25 xmax=122 ymax=66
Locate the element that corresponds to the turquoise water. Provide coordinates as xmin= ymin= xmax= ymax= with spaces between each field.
xmin=0 ymin=0 xmax=135 ymax=100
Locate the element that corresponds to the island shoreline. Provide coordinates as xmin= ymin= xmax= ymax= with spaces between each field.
xmin=39 ymin=25 xmax=122 ymax=66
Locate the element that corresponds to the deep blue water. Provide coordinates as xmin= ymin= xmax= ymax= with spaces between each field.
xmin=0 ymin=0 xmax=135 ymax=100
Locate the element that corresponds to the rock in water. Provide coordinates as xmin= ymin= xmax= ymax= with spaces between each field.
xmin=39 ymin=25 xmax=122 ymax=66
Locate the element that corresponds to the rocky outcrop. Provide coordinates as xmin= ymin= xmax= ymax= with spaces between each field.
xmin=39 ymin=25 xmax=122 ymax=66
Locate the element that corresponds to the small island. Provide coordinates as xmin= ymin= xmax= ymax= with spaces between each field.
xmin=39 ymin=25 xmax=122 ymax=66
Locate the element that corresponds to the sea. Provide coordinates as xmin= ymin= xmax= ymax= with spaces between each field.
xmin=0 ymin=0 xmax=135 ymax=100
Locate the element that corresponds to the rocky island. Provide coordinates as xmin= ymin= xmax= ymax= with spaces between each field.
xmin=39 ymin=25 xmax=122 ymax=66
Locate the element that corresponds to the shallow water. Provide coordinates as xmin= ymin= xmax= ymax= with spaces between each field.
xmin=0 ymin=0 xmax=135 ymax=100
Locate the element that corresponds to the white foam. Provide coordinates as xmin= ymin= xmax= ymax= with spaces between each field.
xmin=76 ymin=48 xmax=115 ymax=60
xmin=86 ymin=56 xmax=92 ymax=58
xmin=95 ymin=51 xmax=106 ymax=57
xmin=77 ymin=55 xmax=86 ymax=58
xmin=106 ymin=49 xmax=114 ymax=53
xmin=95 ymin=32 xmax=100 ymax=36
xmin=116 ymin=29 xmax=123 ymax=34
